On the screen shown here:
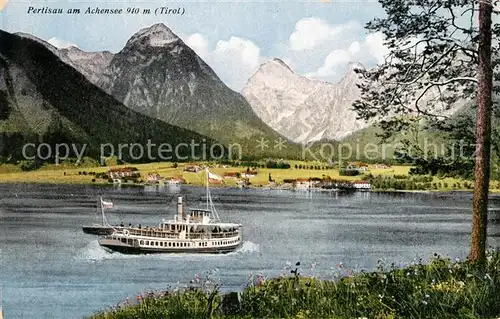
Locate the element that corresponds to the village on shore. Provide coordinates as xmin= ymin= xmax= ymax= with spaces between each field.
xmin=102 ymin=161 xmax=379 ymax=191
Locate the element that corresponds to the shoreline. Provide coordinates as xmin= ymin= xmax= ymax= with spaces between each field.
xmin=0 ymin=162 xmax=495 ymax=194
xmin=1 ymin=180 xmax=499 ymax=196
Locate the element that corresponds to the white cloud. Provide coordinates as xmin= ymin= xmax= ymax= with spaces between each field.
xmin=182 ymin=20 xmax=390 ymax=89
xmin=303 ymin=31 xmax=389 ymax=81
xmin=183 ymin=33 xmax=265 ymax=91
xmin=185 ymin=33 xmax=209 ymax=58
xmin=215 ymin=37 xmax=261 ymax=69
xmin=365 ymin=32 xmax=389 ymax=64
xmin=289 ymin=18 xmax=360 ymax=51
xmin=306 ymin=50 xmax=350 ymax=78
xmin=348 ymin=41 xmax=361 ymax=56
xmin=47 ymin=37 xmax=78 ymax=49
xmin=275 ymin=18 xmax=392 ymax=83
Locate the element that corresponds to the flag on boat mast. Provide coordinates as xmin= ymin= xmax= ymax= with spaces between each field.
xmin=207 ymin=169 xmax=223 ymax=184
xmin=100 ymin=198 xmax=113 ymax=209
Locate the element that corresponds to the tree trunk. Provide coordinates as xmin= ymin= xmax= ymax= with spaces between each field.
xmin=469 ymin=0 xmax=493 ymax=265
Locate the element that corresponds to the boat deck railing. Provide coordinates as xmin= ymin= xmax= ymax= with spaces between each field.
xmin=125 ymin=229 xmax=240 ymax=239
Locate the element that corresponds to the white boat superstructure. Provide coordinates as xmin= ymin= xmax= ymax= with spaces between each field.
xmin=98 ymin=169 xmax=243 ymax=254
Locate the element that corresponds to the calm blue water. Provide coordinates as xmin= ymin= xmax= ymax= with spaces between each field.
xmin=1 ymin=184 xmax=499 ymax=319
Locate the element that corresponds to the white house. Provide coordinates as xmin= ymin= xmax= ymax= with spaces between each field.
xmin=352 ymin=181 xmax=371 ymax=189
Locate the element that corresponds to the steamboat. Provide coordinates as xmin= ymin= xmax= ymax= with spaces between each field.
xmin=98 ymin=169 xmax=243 ymax=254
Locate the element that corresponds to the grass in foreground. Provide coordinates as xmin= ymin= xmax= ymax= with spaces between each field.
xmin=89 ymin=251 xmax=500 ymax=319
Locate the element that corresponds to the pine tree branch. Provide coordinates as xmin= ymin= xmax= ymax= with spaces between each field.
xmin=414 ymin=77 xmax=478 ymax=117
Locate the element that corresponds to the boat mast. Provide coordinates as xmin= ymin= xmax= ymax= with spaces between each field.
xmin=100 ymin=196 xmax=104 ymax=225
xmin=206 ymin=168 xmax=209 ymax=211
xmin=0 ymin=282 xmax=3 ymax=319
xmin=205 ymin=167 xmax=221 ymax=222
xmin=100 ymin=196 xmax=110 ymax=227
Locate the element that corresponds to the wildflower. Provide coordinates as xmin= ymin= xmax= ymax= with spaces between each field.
xmin=194 ymin=274 xmax=201 ymax=283
xmin=257 ymin=273 xmax=265 ymax=285
xmin=425 ymin=294 xmax=429 ymax=298
xmin=422 ymin=300 xmax=428 ymax=305
xmin=406 ymin=272 xmax=411 ymax=276
xmin=487 ymin=255 xmax=493 ymax=263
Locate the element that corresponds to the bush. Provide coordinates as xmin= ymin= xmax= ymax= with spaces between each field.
xmin=19 ymin=160 xmax=41 ymax=171
xmin=393 ymin=174 xmax=408 ymax=180
xmin=266 ymin=160 xmax=291 ymax=169
xmin=339 ymin=169 xmax=360 ymax=176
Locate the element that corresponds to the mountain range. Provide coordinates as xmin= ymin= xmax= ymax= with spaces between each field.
xmin=57 ymin=27 xmax=373 ymax=147
xmin=1 ymin=23 xmax=467 ymax=165
xmin=242 ymin=59 xmax=369 ymax=143
xmin=32 ymin=24 xmax=301 ymax=159
xmin=0 ymin=29 xmax=220 ymax=162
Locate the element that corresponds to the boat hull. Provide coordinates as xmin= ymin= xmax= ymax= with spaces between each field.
xmin=82 ymin=225 xmax=122 ymax=235
xmin=99 ymin=240 xmax=242 ymax=255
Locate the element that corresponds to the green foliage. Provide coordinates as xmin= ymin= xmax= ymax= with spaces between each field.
xmin=393 ymin=174 xmax=408 ymax=180
xmin=19 ymin=160 xmax=42 ymax=172
xmin=265 ymin=160 xmax=291 ymax=169
xmin=369 ymin=175 xmax=435 ymax=190
xmin=339 ymin=169 xmax=361 ymax=176
xmin=351 ymin=0 xmax=500 ymax=179
xmin=91 ymin=251 xmax=500 ymax=319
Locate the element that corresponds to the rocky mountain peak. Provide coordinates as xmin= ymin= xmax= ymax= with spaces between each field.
xmin=126 ymin=23 xmax=180 ymax=48
xmin=62 ymin=45 xmax=81 ymax=52
xmin=243 ymin=58 xmax=369 ymax=143
xmin=347 ymin=61 xmax=365 ymax=72
xmin=257 ymin=58 xmax=294 ymax=75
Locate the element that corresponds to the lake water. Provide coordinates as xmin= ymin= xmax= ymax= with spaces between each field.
xmin=1 ymin=183 xmax=500 ymax=319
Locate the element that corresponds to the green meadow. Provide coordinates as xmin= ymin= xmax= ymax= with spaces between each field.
xmin=1 ymin=160 xmax=498 ymax=193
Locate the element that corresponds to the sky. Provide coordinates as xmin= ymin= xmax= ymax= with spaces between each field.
xmin=0 ymin=0 xmax=391 ymax=91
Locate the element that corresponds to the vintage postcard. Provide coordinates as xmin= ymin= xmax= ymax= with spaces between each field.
xmin=0 ymin=0 xmax=499 ymax=318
